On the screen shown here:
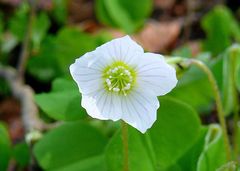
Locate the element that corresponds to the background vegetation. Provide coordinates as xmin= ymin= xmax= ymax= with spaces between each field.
xmin=0 ymin=0 xmax=240 ymax=170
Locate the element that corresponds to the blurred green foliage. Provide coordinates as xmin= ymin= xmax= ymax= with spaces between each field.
xmin=222 ymin=45 xmax=240 ymax=115
xmin=34 ymin=121 xmax=108 ymax=170
xmin=168 ymin=53 xmax=214 ymax=113
xmin=35 ymin=78 xmax=86 ymax=121
xmin=0 ymin=2 xmax=240 ymax=171
xmin=175 ymin=127 xmax=208 ymax=171
xmin=95 ymin=0 xmax=153 ymax=33
xmin=52 ymin=0 xmax=68 ymax=25
xmin=8 ymin=3 xmax=29 ymax=42
xmin=196 ymin=125 xmax=226 ymax=171
xmin=12 ymin=142 xmax=30 ymax=168
xmin=27 ymin=28 xmax=111 ymax=82
xmin=201 ymin=5 xmax=240 ymax=56
xmin=0 ymin=122 xmax=30 ymax=170
xmin=0 ymin=122 xmax=11 ymax=171
xmin=32 ymin=13 xmax=50 ymax=51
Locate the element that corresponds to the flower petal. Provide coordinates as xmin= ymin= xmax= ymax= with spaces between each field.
xmin=70 ymin=53 xmax=104 ymax=95
xmin=137 ymin=53 xmax=178 ymax=96
xmin=121 ymin=88 xmax=159 ymax=133
xmin=81 ymin=91 xmax=122 ymax=121
xmin=95 ymin=35 xmax=144 ymax=64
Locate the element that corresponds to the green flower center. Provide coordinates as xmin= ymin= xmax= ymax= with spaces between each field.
xmin=102 ymin=61 xmax=136 ymax=95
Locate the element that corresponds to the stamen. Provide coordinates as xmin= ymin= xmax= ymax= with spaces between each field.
xmin=106 ymin=79 xmax=111 ymax=86
xmin=113 ymin=87 xmax=120 ymax=92
xmin=103 ymin=61 xmax=136 ymax=95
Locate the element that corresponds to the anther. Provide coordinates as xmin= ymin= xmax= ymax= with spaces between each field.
xmin=113 ymin=87 xmax=120 ymax=92
xmin=106 ymin=79 xmax=111 ymax=86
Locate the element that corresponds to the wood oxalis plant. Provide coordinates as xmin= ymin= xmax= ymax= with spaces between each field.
xmin=1 ymin=1 xmax=240 ymax=171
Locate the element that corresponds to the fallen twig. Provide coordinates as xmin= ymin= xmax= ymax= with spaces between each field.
xmin=0 ymin=64 xmax=46 ymax=132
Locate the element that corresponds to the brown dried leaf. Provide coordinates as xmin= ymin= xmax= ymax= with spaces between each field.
xmin=68 ymin=0 xmax=94 ymax=24
xmin=134 ymin=20 xmax=181 ymax=52
xmin=0 ymin=0 xmax=53 ymax=10
xmin=107 ymin=20 xmax=181 ymax=52
xmin=154 ymin=0 xmax=176 ymax=9
xmin=0 ymin=0 xmax=21 ymax=6
xmin=0 ymin=98 xmax=24 ymax=142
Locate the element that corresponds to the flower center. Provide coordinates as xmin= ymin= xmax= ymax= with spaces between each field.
xmin=103 ymin=61 xmax=136 ymax=96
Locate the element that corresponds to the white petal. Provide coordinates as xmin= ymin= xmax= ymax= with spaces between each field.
xmin=121 ymin=88 xmax=159 ymax=133
xmin=137 ymin=53 xmax=178 ymax=96
xmin=81 ymin=91 xmax=122 ymax=121
xmin=70 ymin=53 xmax=104 ymax=95
xmin=95 ymin=35 xmax=144 ymax=64
xmin=81 ymin=90 xmax=108 ymax=120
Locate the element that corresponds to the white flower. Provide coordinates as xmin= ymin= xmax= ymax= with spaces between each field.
xmin=70 ymin=35 xmax=177 ymax=133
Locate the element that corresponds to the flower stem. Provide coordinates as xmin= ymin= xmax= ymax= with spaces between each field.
xmin=228 ymin=46 xmax=240 ymax=159
xmin=121 ymin=121 xmax=129 ymax=171
xmin=233 ymin=83 xmax=239 ymax=159
xmin=188 ymin=59 xmax=232 ymax=161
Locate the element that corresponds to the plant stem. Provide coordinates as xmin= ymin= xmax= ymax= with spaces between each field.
xmin=229 ymin=46 xmax=240 ymax=160
xmin=188 ymin=59 xmax=232 ymax=161
xmin=233 ymin=90 xmax=239 ymax=159
xmin=232 ymin=65 xmax=239 ymax=160
xmin=121 ymin=121 xmax=129 ymax=171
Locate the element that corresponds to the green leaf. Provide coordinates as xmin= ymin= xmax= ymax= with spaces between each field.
xmin=34 ymin=121 xmax=107 ymax=170
xmin=52 ymin=155 xmax=106 ymax=171
xmin=196 ymin=124 xmax=227 ymax=171
xmin=176 ymin=127 xmax=208 ymax=171
xmin=237 ymin=65 xmax=240 ymax=92
xmin=8 ymin=2 xmax=29 ymax=41
xmin=172 ymin=45 xmax=192 ymax=58
xmin=222 ymin=45 xmax=240 ymax=115
xmin=149 ymin=97 xmax=201 ymax=170
xmin=51 ymin=78 xmax=77 ymax=91
xmin=95 ymin=0 xmax=118 ymax=28
xmin=168 ymin=78 xmax=213 ymax=113
xmin=168 ymin=53 xmax=215 ymax=113
xmin=235 ymin=47 xmax=240 ymax=92
xmin=95 ymin=0 xmax=152 ymax=33
xmin=35 ymin=78 xmax=86 ymax=121
xmin=201 ymin=5 xmax=240 ymax=56
xmin=52 ymin=0 xmax=67 ymax=25
xmin=103 ymin=0 xmax=137 ymax=33
xmin=0 ymin=79 xmax=11 ymax=96
xmin=27 ymin=28 xmax=110 ymax=82
xmin=238 ymin=123 xmax=240 ymax=156
xmin=0 ymin=12 xmax=4 ymax=39
xmin=105 ymin=97 xmax=201 ymax=171
xmin=27 ymin=36 xmax=62 ymax=82
xmin=0 ymin=122 xmax=11 ymax=171
xmin=13 ymin=142 xmax=30 ymax=167
xmin=55 ymin=27 xmax=100 ymax=73
xmin=234 ymin=122 xmax=240 ymax=160
xmin=32 ymin=13 xmax=50 ymax=51
xmin=0 ymin=33 xmax=18 ymax=55
xmin=105 ymin=127 xmax=154 ymax=171
xmin=211 ymin=55 xmax=224 ymax=90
